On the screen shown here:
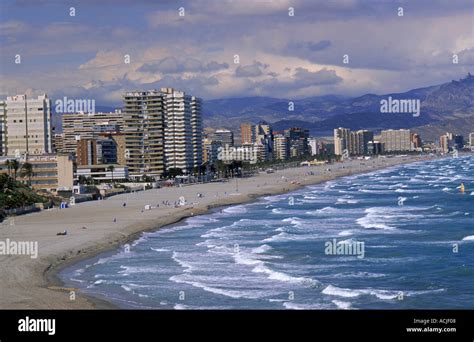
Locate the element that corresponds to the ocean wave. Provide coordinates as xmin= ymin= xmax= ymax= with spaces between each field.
xmin=462 ymin=235 xmax=474 ymax=241
xmin=338 ymin=229 xmax=356 ymax=236
xmin=150 ymin=247 xmax=169 ymax=252
xmin=169 ymin=275 xmax=273 ymax=299
xmin=252 ymin=244 xmax=273 ymax=254
xmin=252 ymin=263 xmax=319 ymax=287
xmin=222 ymin=205 xmax=248 ymax=214
xmin=332 ymin=300 xmax=353 ymax=310
xmin=118 ymin=265 xmax=162 ymax=276
xmin=356 ymin=215 xmax=394 ymax=230
xmin=336 ymin=197 xmax=359 ymax=204
xmin=322 ymin=285 xmax=399 ymax=300
xmin=283 ymin=302 xmax=327 ymax=310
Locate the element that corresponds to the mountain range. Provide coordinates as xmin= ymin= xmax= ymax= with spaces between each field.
xmin=52 ymin=74 xmax=474 ymax=141
xmin=202 ymin=74 xmax=474 ymax=141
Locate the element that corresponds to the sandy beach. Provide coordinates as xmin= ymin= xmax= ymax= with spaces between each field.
xmin=0 ymin=155 xmax=438 ymax=309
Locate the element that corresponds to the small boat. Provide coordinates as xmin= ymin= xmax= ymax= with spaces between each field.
xmin=460 ymin=183 xmax=465 ymax=193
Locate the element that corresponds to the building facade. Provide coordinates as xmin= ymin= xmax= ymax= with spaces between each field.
xmin=240 ymin=123 xmax=253 ymax=144
xmin=0 ymin=154 xmax=73 ymax=191
xmin=123 ymin=90 xmax=165 ymax=178
xmin=214 ymin=128 xmax=234 ymax=147
xmin=380 ymin=129 xmax=412 ymax=152
xmin=60 ymin=111 xmax=124 ymax=154
xmin=5 ymin=94 xmax=52 ymax=156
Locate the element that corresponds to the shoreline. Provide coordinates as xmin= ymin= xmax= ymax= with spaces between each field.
xmin=0 ymin=155 xmax=442 ymax=309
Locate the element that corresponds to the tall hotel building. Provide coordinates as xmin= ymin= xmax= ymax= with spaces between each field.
xmin=162 ymin=88 xmax=202 ymax=171
xmin=334 ymin=127 xmax=350 ymax=155
xmin=123 ymin=88 xmax=203 ymax=178
xmin=123 ymin=90 xmax=165 ymax=178
xmin=5 ymin=94 xmax=52 ymax=156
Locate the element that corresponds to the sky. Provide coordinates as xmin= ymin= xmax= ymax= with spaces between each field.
xmin=0 ymin=0 xmax=473 ymax=106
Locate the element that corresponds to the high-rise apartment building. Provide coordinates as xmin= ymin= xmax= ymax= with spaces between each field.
xmin=5 ymin=94 xmax=52 ymax=156
xmin=203 ymin=138 xmax=221 ymax=164
xmin=60 ymin=111 xmax=124 ymax=154
xmin=308 ymin=138 xmax=319 ymax=156
xmin=273 ymin=133 xmax=289 ymax=160
xmin=214 ymin=129 xmax=234 ymax=147
xmin=123 ymin=90 xmax=165 ymax=178
xmin=76 ymin=136 xmax=118 ymax=166
xmin=162 ymin=88 xmax=202 ymax=171
xmin=240 ymin=123 xmax=253 ymax=144
xmin=469 ymin=132 xmax=474 ymax=147
xmin=439 ymin=133 xmax=453 ymax=153
xmin=334 ymin=127 xmax=351 ymax=155
xmin=123 ymin=88 xmax=203 ymax=178
xmin=351 ymin=130 xmax=374 ymax=155
xmin=380 ymin=129 xmax=412 ymax=152
xmin=285 ymin=127 xmax=309 ymax=157
xmin=411 ymin=133 xmax=422 ymax=150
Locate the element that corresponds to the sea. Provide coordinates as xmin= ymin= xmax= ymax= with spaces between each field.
xmin=60 ymin=155 xmax=474 ymax=309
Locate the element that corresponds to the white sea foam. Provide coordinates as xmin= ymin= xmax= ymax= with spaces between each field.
xmin=252 ymin=263 xmax=318 ymax=287
xmin=222 ymin=206 xmax=248 ymax=214
xmin=150 ymin=247 xmax=169 ymax=252
xmin=252 ymin=244 xmax=273 ymax=254
xmin=283 ymin=302 xmax=326 ymax=310
xmin=332 ymin=300 xmax=353 ymax=309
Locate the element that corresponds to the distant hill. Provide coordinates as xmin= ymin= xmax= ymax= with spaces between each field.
xmin=203 ymin=74 xmax=474 ymax=140
xmin=52 ymin=74 xmax=474 ymax=141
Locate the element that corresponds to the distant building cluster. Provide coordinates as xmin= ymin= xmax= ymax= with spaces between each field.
xmin=203 ymin=121 xmax=319 ymax=165
xmin=334 ymin=127 xmax=473 ymax=156
xmin=439 ymin=132 xmax=465 ymax=153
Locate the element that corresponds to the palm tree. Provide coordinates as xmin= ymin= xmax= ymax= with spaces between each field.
xmin=107 ymin=165 xmax=115 ymax=183
xmin=10 ymin=159 xmax=20 ymax=182
xmin=5 ymin=159 xmax=11 ymax=179
xmin=21 ymin=162 xmax=33 ymax=187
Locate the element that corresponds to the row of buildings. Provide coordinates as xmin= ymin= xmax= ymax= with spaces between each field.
xmin=203 ymin=122 xmax=318 ymax=164
xmin=1 ymin=91 xmax=473 ymax=192
xmin=334 ymin=128 xmax=420 ymax=155
xmin=0 ymin=88 xmax=204 ymax=191
xmin=334 ymin=127 xmax=473 ymax=156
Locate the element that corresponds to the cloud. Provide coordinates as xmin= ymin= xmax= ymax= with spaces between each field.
xmin=293 ymin=67 xmax=343 ymax=86
xmin=235 ymin=61 xmax=269 ymax=78
xmin=138 ymin=57 xmax=229 ymax=74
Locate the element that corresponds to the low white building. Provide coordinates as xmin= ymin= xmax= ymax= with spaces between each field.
xmin=75 ymin=164 xmax=128 ymax=181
